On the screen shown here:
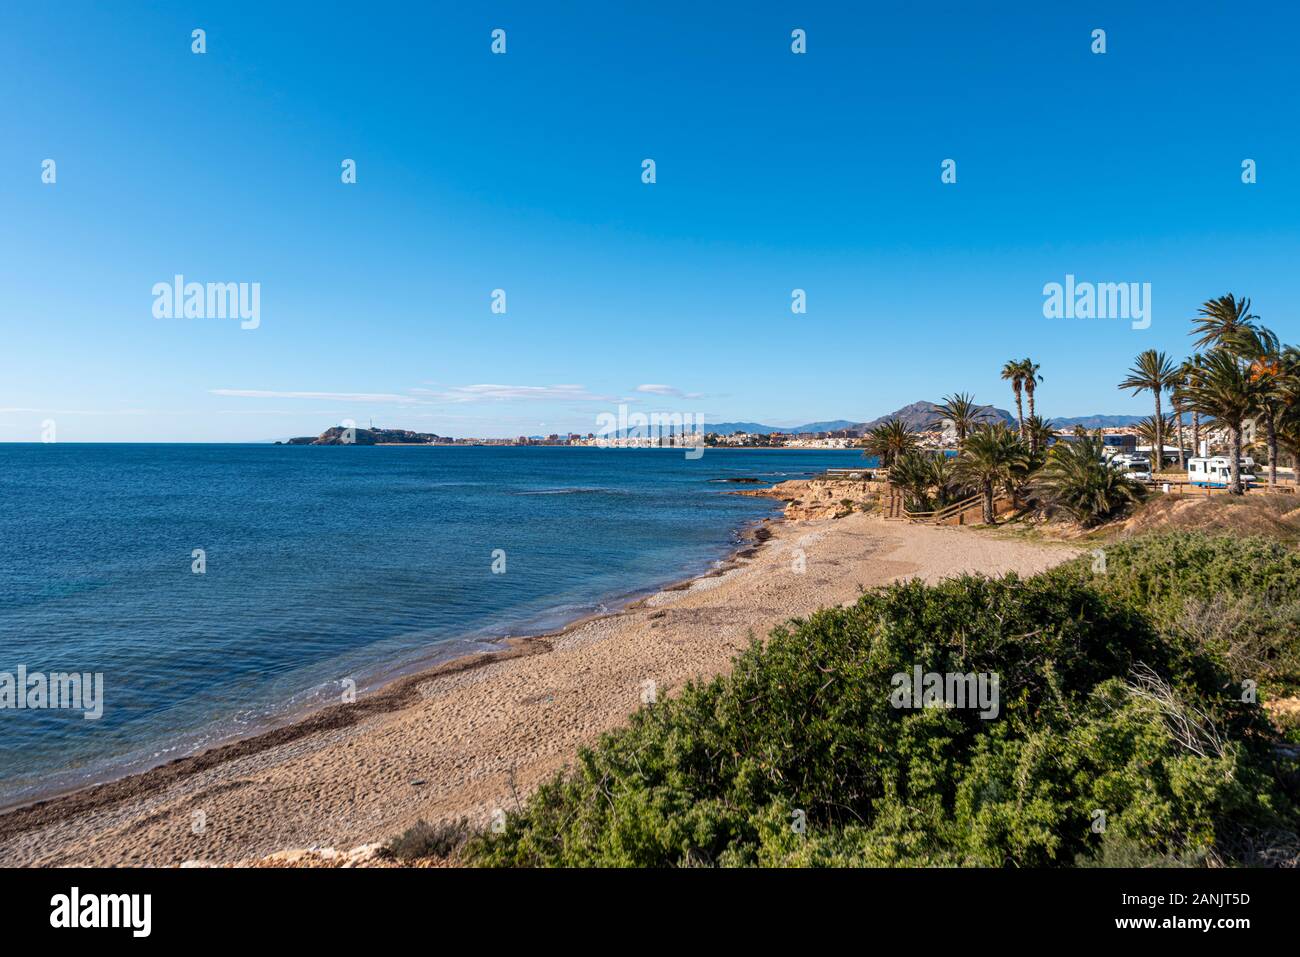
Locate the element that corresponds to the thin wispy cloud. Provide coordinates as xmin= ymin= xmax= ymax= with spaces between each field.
xmin=215 ymin=409 xmax=354 ymax=416
xmin=635 ymin=384 xmax=705 ymax=399
xmin=413 ymin=384 xmax=616 ymax=403
xmin=209 ymin=383 xmax=667 ymax=413
xmin=209 ymin=389 xmax=418 ymax=404
xmin=0 ymin=407 xmax=156 ymax=416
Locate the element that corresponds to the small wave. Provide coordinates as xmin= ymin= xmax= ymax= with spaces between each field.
xmin=514 ymin=486 xmax=630 ymax=496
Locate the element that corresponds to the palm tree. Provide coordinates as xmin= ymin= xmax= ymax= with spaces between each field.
xmin=862 ymin=418 xmax=918 ymax=468
xmin=1030 ymin=433 xmax=1145 ymax=527
xmin=888 ymin=450 xmax=960 ymax=511
xmin=887 ymin=451 xmax=932 ymax=510
xmin=1022 ymin=414 xmax=1057 ymax=455
xmin=1277 ymin=394 xmax=1300 ymax=472
xmin=1223 ymin=324 xmax=1289 ymax=486
xmin=1180 ymin=349 xmax=1265 ymax=495
xmin=1279 ymin=346 xmax=1300 ymax=474
xmin=1022 ymin=360 xmax=1043 ymax=451
xmin=1191 ymin=294 xmax=1257 ymax=351
xmin=1279 ymin=423 xmax=1300 ymax=472
xmin=955 ymin=423 xmax=1029 ymax=524
xmin=1001 ymin=360 xmax=1027 ymax=439
xmin=926 ymin=452 xmax=963 ymax=507
xmin=936 ymin=392 xmax=988 ymax=446
xmin=1134 ymin=413 xmax=1176 ymax=455
xmin=1177 ymin=356 xmax=1205 ymax=459
xmin=1169 ymin=384 xmax=1188 ymax=471
xmin=1118 ymin=350 xmax=1176 ymax=472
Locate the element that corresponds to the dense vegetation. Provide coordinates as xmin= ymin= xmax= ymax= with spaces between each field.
xmin=873 ymin=290 xmax=1300 ymax=529
xmin=1029 ymin=433 xmax=1146 ymax=527
xmin=1118 ymin=295 xmax=1299 ymax=491
xmin=465 ymin=534 xmax=1300 ymax=867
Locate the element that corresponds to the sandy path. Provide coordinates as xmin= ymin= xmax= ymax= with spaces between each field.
xmin=0 ymin=515 xmax=1078 ymax=866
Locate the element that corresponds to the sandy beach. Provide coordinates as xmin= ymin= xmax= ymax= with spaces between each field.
xmin=0 ymin=505 xmax=1079 ymax=867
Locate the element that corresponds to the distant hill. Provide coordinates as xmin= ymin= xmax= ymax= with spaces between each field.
xmin=279 ymin=408 xmax=1146 ymax=445
xmin=706 ymin=419 xmax=859 ymax=435
xmin=684 ymin=406 xmax=1138 ymax=436
xmin=1047 ymin=414 xmax=1145 ymax=429
xmin=280 ymin=426 xmax=445 ymax=446
xmin=857 ymin=401 xmax=1016 ymax=432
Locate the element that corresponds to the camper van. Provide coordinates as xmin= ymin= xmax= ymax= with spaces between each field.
xmin=1187 ymin=456 xmax=1258 ymax=489
xmin=1110 ymin=453 xmax=1152 ymax=482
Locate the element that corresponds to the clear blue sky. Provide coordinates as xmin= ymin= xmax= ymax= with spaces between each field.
xmin=2 ymin=1 xmax=1297 ymax=441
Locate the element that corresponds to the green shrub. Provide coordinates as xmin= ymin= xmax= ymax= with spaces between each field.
xmin=1060 ymin=533 xmax=1300 ymax=693
xmin=1029 ymin=433 xmax=1145 ymax=526
xmin=465 ymin=540 xmax=1300 ymax=868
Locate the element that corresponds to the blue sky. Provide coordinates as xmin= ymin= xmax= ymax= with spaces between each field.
xmin=2 ymin=1 xmax=1297 ymax=441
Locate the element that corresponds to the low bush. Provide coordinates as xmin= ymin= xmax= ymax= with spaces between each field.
xmin=386 ymin=817 xmax=471 ymax=862
xmin=465 ymin=535 xmax=1300 ymax=867
xmin=1062 ymin=533 xmax=1300 ymax=693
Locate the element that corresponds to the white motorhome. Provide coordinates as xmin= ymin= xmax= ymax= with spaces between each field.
xmin=1188 ymin=456 xmax=1257 ymax=489
xmin=1110 ymin=453 xmax=1152 ymax=481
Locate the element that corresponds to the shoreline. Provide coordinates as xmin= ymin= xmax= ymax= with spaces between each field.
xmin=0 ymin=497 xmax=1080 ymax=866
xmin=0 ymin=505 xmax=781 ymax=820
xmin=0 ymin=513 xmax=784 ymax=856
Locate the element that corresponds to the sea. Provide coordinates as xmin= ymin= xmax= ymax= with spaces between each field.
xmin=0 ymin=444 xmax=871 ymax=809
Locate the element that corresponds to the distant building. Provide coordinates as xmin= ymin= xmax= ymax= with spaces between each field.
xmin=1102 ymin=433 xmax=1137 ymax=454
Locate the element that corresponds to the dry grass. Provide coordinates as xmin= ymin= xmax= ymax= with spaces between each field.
xmin=1115 ymin=493 xmax=1300 ymax=542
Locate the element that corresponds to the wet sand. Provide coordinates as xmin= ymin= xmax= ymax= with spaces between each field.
xmin=0 ymin=511 xmax=1079 ymax=866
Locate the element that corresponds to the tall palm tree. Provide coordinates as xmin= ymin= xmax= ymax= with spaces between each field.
xmin=1180 ymin=349 xmax=1265 ymax=495
xmin=1022 ymin=360 xmax=1043 ymax=451
xmin=1118 ymin=350 xmax=1177 ymax=472
xmin=955 ymin=424 xmax=1029 ymax=524
xmin=1178 ymin=355 xmax=1205 ymax=459
xmin=935 ymin=392 xmax=988 ymax=446
xmin=1169 ymin=381 xmax=1188 ymax=471
xmin=1000 ymin=360 xmax=1027 ymax=439
xmin=1191 ymin=294 xmax=1257 ymax=351
xmin=1276 ymin=384 xmax=1300 ymax=473
xmin=1223 ymin=324 xmax=1289 ymax=486
xmin=862 ymin=418 xmax=918 ymax=468
xmin=1280 ymin=346 xmax=1300 ymax=474
xmin=1279 ymin=418 xmax=1300 ymax=471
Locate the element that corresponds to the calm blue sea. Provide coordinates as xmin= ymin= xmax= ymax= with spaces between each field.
xmin=0 ymin=444 xmax=870 ymax=808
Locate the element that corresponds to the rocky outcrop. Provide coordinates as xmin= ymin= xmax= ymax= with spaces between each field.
xmin=283 ymin=427 xmax=445 ymax=446
xmin=201 ymin=843 xmax=392 ymax=868
xmin=737 ymin=478 xmax=882 ymax=521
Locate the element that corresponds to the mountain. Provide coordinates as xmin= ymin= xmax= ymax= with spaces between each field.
xmin=705 ymin=419 xmax=859 ymax=435
xmin=279 ymin=407 xmax=1147 ymax=444
xmin=1047 ymin=414 xmax=1146 ymax=429
xmin=698 ymin=406 xmax=1137 ymax=436
xmin=857 ymin=401 xmax=1017 ymax=432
